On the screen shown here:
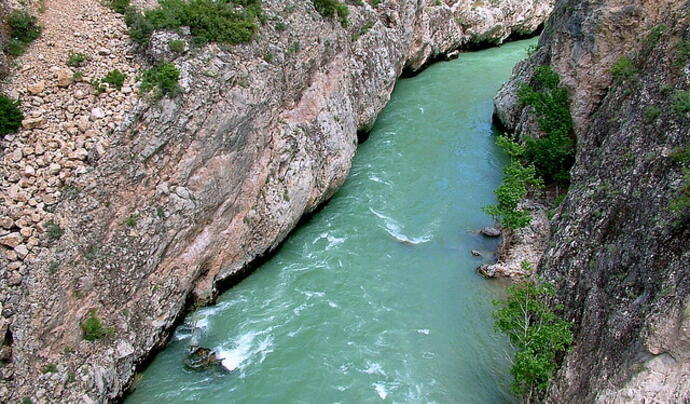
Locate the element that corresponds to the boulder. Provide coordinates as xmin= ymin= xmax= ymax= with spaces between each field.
xmin=184 ymin=346 xmax=222 ymax=371
xmin=480 ymin=227 xmax=501 ymax=237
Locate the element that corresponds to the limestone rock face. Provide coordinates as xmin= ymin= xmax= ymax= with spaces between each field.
xmin=0 ymin=0 xmax=554 ymax=402
xmin=494 ymin=0 xmax=690 ymax=402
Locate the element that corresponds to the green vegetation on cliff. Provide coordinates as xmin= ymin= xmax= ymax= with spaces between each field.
xmin=485 ymin=65 xmax=575 ymax=230
xmin=312 ymin=0 xmax=349 ymax=27
xmin=109 ymin=0 xmax=263 ymax=46
xmin=4 ymin=10 xmax=42 ymax=56
xmin=483 ymin=137 xmax=543 ymax=229
xmin=669 ymin=143 xmax=690 ymax=218
xmin=493 ymin=278 xmax=572 ymax=401
xmin=0 ymin=94 xmax=23 ymax=137
xmin=517 ymin=65 xmax=575 ymax=185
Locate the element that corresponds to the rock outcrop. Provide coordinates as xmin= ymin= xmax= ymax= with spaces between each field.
xmin=494 ymin=0 xmax=690 ymax=402
xmin=0 ymin=0 xmax=553 ymax=402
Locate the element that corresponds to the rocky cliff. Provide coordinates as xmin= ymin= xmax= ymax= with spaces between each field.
xmin=494 ymin=0 xmax=690 ymax=402
xmin=0 ymin=0 xmax=553 ymax=402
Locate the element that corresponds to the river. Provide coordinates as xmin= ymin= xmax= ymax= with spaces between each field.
xmin=126 ymin=38 xmax=536 ymax=404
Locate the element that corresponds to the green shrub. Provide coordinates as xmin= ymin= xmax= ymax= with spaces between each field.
xmin=4 ymin=10 xmax=42 ymax=56
xmin=80 ymin=310 xmax=113 ymax=341
xmin=518 ymin=65 xmax=575 ymax=185
xmin=312 ymin=0 xmax=349 ymax=27
xmin=141 ymin=63 xmax=181 ymax=96
xmin=41 ymin=364 xmax=57 ymax=374
xmin=45 ymin=221 xmax=64 ymax=240
xmin=483 ymin=136 xmax=543 ymax=229
xmin=124 ymin=213 xmax=140 ymax=227
xmin=671 ymin=90 xmax=690 ymax=116
xmin=144 ymin=0 xmax=261 ymax=45
xmin=108 ymin=0 xmax=131 ymax=13
xmin=609 ymin=56 xmax=637 ymax=82
xmin=66 ymin=51 xmax=86 ymax=67
xmin=643 ymin=105 xmax=661 ymax=123
xmin=124 ymin=8 xmax=154 ymax=46
xmin=0 ymin=94 xmax=24 ymax=137
xmin=493 ymin=280 xmax=573 ymax=399
xmin=275 ymin=21 xmax=287 ymax=31
xmin=674 ymin=40 xmax=690 ymax=67
xmin=643 ymin=24 xmax=667 ymax=48
xmin=669 ymin=144 xmax=690 ymax=217
xmin=168 ymin=39 xmax=185 ymax=53
xmin=7 ymin=10 xmax=42 ymax=43
xmin=102 ymin=69 xmax=127 ymax=90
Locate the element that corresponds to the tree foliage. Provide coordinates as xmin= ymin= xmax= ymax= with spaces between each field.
xmin=484 ymin=136 xmax=543 ymax=229
xmin=517 ymin=65 xmax=575 ymax=185
xmin=493 ymin=280 xmax=573 ymax=401
xmin=0 ymin=94 xmax=24 ymax=137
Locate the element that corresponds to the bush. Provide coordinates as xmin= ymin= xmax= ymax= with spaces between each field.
xmin=4 ymin=10 xmax=42 ymax=56
xmin=80 ymin=310 xmax=113 ymax=341
xmin=66 ymin=51 xmax=86 ymax=67
xmin=643 ymin=105 xmax=660 ymax=123
xmin=493 ymin=280 xmax=572 ymax=399
xmin=483 ymin=136 xmax=543 ymax=229
xmin=609 ymin=56 xmax=637 ymax=82
xmin=124 ymin=8 xmax=154 ymax=46
xmin=108 ymin=0 xmax=131 ymax=13
xmin=45 ymin=221 xmax=64 ymax=241
xmin=671 ymin=90 xmax=690 ymax=116
xmin=312 ymin=0 xmax=349 ymax=27
xmin=144 ymin=0 xmax=261 ymax=45
xmin=7 ymin=10 xmax=42 ymax=43
xmin=518 ymin=65 xmax=575 ymax=185
xmin=0 ymin=94 xmax=24 ymax=137
xmin=102 ymin=69 xmax=127 ymax=90
xmin=168 ymin=39 xmax=185 ymax=53
xmin=141 ymin=63 xmax=181 ymax=96
xmin=669 ymin=144 xmax=690 ymax=217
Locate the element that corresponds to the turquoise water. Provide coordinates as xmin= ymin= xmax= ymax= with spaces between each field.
xmin=127 ymin=38 xmax=535 ymax=404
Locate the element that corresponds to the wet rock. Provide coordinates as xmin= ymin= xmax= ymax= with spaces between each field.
xmin=471 ymin=249 xmax=481 ymax=256
xmin=477 ymin=264 xmax=496 ymax=278
xmin=184 ymin=346 xmax=222 ymax=371
xmin=480 ymin=227 xmax=501 ymax=237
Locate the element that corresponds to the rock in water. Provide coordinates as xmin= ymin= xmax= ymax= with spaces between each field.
xmin=184 ymin=346 xmax=222 ymax=371
xmin=480 ymin=227 xmax=501 ymax=237
xmin=477 ymin=264 xmax=496 ymax=278
xmin=471 ymin=249 xmax=481 ymax=256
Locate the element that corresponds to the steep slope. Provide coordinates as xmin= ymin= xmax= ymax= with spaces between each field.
xmin=494 ymin=0 xmax=690 ymax=402
xmin=0 ymin=0 xmax=553 ymax=402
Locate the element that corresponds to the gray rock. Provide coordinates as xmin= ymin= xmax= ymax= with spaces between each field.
xmin=480 ymin=227 xmax=501 ymax=237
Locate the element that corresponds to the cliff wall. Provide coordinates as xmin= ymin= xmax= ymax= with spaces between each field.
xmin=494 ymin=0 xmax=690 ymax=402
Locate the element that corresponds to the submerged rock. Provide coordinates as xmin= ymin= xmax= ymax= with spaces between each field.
xmin=471 ymin=249 xmax=481 ymax=256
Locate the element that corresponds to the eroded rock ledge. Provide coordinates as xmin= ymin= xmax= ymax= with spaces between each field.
xmin=494 ymin=0 xmax=690 ymax=402
xmin=0 ymin=0 xmax=553 ymax=402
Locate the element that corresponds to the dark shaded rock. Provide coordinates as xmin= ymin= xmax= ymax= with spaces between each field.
xmin=184 ymin=346 xmax=221 ymax=371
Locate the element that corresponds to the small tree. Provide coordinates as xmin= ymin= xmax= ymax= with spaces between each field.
xmin=493 ymin=280 xmax=573 ymax=402
xmin=0 ymin=94 xmax=24 ymax=137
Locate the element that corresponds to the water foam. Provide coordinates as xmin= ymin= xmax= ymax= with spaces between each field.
xmin=369 ymin=208 xmax=432 ymax=245
xmin=216 ymin=330 xmax=274 ymax=373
